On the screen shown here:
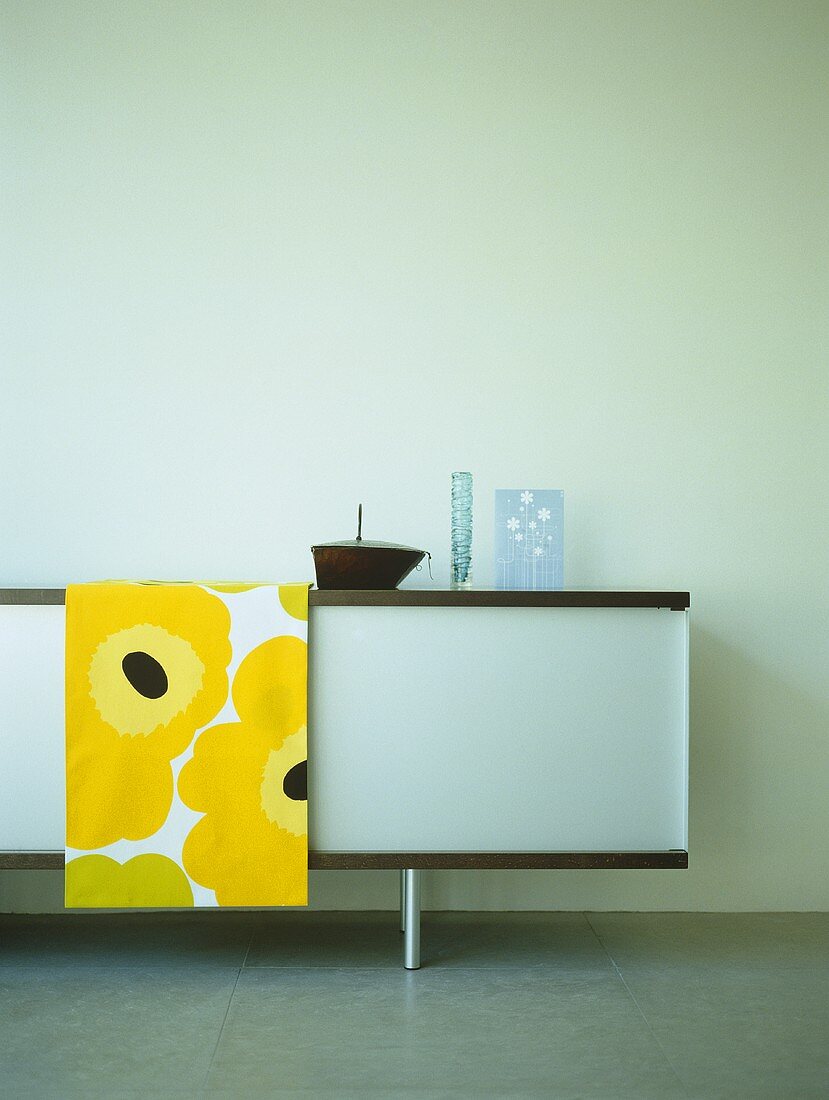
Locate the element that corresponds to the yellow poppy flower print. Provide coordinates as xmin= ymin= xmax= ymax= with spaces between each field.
xmin=66 ymin=584 xmax=232 ymax=850
xmin=179 ymin=635 xmax=308 ymax=906
xmin=232 ymin=633 xmax=307 ymax=734
xmin=261 ymin=727 xmax=307 ymax=838
xmin=278 ymin=583 xmax=310 ymax=621
xmin=87 ymin=623 xmax=207 ymax=737
xmin=66 ymin=854 xmax=194 ymax=908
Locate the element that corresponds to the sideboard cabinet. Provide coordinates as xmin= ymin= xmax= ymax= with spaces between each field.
xmin=0 ymin=588 xmax=689 ymax=967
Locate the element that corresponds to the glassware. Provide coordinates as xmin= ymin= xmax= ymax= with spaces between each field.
xmin=450 ymin=471 xmax=473 ymax=587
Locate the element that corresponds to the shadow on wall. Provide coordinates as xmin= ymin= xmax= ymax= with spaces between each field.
xmin=427 ymin=621 xmax=828 ymax=912
xmin=685 ymin=622 xmax=828 ymax=907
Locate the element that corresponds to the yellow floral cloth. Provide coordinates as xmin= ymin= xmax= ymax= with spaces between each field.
xmin=65 ymin=581 xmax=310 ymax=908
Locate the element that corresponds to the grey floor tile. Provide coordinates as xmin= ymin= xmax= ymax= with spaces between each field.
xmin=587 ymin=912 xmax=829 ymax=972
xmin=0 ymin=912 xmax=257 ymax=968
xmin=246 ymin=910 xmax=404 ymax=968
xmin=246 ymin=911 xmax=612 ymax=972
xmin=4 ymin=912 xmax=827 ymax=1098
xmin=421 ymin=911 xmax=613 ymax=971
xmin=619 ymin=965 xmax=829 ymax=1099
xmin=205 ymin=967 xmax=687 ymax=1098
xmin=0 ymin=964 xmax=237 ymax=1098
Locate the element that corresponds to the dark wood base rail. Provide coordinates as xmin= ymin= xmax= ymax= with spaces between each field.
xmin=1 ymin=851 xmax=688 ymax=871
xmin=312 ymin=852 xmax=689 ymax=869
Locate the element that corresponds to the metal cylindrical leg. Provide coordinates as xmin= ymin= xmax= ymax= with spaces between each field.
xmin=400 ymin=868 xmax=406 ymax=933
xmin=403 ymin=868 xmax=421 ymax=970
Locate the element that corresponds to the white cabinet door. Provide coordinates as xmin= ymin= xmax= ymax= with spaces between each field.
xmin=308 ymin=606 xmax=688 ymax=852
xmin=0 ymin=606 xmax=66 ymax=849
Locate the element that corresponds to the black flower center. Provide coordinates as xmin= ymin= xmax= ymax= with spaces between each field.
xmin=282 ymin=760 xmax=307 ymax=801
xmin=121 ymin=651 xmax=169 ymax=699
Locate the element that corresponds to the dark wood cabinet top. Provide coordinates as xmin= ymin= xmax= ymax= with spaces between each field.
xmin=310 ymin=589 xmax=689 ymax=609
xmin=0 ymin=587 xmax=689 ymax=609
xmin=0 ymin=850 xmax=688 ymax=871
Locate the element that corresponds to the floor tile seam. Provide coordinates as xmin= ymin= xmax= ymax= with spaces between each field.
xmin=202 ymin=930 xmax=254 ymax=1088
xmin=589 ymin=961 xmax=829 ymax=977
xmin=611 ymin=966 xmax=693 ymax=1098
xmin=584 ymin=912 xmax=692 ymax=1099
xmin=202 ymin=968 xmax=242 ymax=1088
xmin=238 ymin=963 xmax=619 ymax=972
xmin=0 ymin=962 xmax=249 ymax=971
xmin=0 ymin=962 xmax=615 ymax=976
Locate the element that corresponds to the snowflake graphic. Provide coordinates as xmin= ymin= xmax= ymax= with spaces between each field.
xmin=533 ymin=547 xmax=543 ymax=557
xmin=529 ymin=521 xmax=537 ymax=530
xmin=538 ymin=507 xmax=551 ymax=522
xmin=507 ymin=517 xmax=520 ymax=532
xmin=514 ymin=532 xmax=524 ymax=542
xmin=520 ymin=491 xmax=534 ymax=505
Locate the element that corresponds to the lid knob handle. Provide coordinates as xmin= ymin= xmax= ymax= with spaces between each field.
xmin=357 ymin=503 xmax=363 ymax=542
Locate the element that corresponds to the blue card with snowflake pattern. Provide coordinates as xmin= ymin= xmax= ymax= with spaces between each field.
xmin=495 ymin=489 xmax=564 ymax=590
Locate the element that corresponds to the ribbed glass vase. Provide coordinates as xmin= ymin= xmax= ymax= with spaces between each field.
xmin=450 ymin=471 xmax=473 ymax=588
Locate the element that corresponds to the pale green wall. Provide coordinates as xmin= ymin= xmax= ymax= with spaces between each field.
xmin=2 ymin=1 xmax=827 ymax=911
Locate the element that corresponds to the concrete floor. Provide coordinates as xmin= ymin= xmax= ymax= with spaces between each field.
xmin=1 ymin=911 xmax=827 ymax=1098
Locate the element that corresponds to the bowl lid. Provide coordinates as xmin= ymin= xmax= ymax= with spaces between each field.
xmin=312 ymin=505 xmax=425 ymax=554
xmin=312 ymin=539 xmax=424 ymax=552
